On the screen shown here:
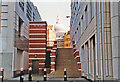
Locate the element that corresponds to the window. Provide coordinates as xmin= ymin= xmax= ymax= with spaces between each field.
xmin=19 ymin=0 xmax=24 ymax=12
xmin=89 ymin=1 xmax=94 ymax=21
xmin=78 ymin=22 xmax=81 ymax=37
xmin=1 ymin=13 xmax=8 ymax=19
xmin=75 ymin=31 xmax=77 ymax=43
xmin=81 ymin=16 xmax=83 ymax=34
xmin=66 ymin=38 xmax=70 ymax=41
xmin=33 ymin=13 xmax=35 ymax=21
xmin=77 ymin=27 xmax=79 ymax=41
xmin=66 ymin=44 xmax=68 ymax=47
xmin=1 ymin=6 xmax=8 ymax=12
xmin=26 ymin=2 xmax=32 ymax=21
xmin=1 ymin=20 xmax=8 ymax=26
xmin=18 ymin=17 xmax=24 ymax=37
xmin=85 ymin=6 xmax=88 ymax=29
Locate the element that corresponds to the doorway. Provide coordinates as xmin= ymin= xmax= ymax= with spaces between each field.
xmin=32 ymin=60 xmax=39 ymax=74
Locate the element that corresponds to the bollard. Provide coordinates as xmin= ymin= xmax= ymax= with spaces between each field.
xmin=0 ymin=67 xmax=4 ymax=82
xmin=20 ymin=68 xmax=24 ymax=82
xmin=43 ymin=68 xmax=47 ymax=81
xmin=64 ymin=68 xmax=67 ymax=81
xmin=28 ymin=67 xmax=32 ymax=81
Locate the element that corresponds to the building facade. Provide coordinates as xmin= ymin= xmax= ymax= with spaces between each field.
xmin=64 ymin=31 xmax=71 ymax=48
xmin=29 ymin=21 xmax=47 ymax=74
xmin=0 ymin=0 xmax=41 ymax=79
xmin=47 ymin=25 xmax=56 ymax=47
xmin=54 ymin=16 xmax=65 ymax=48
xmin=71 ymin=1 xmax=120 ymax=80
xmin=56 ymin=38 xmax=64 ymax=48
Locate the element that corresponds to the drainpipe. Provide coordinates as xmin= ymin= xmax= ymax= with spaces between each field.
xmin=101 ymin=1 xmax=106 ymax=80
xmin=96 ymin=1 xmax=101 ymax=79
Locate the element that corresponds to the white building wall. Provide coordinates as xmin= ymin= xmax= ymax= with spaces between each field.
xmin=0 ymin=0 xmax=42 ymax=79
xmin=111 ymin=2 xmax=120 ymax=80
xmin=71 ymin=1 xmax=116 ymax=80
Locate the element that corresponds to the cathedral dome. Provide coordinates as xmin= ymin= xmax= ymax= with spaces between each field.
xmin=54 ymin=16 xmax=66 ymax=33
xmin=54 ymin=23 xmax=66 ymax=33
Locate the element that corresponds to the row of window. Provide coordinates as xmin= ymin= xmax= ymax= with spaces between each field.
xmin=72 ymin=2 xmax=94 ymax=43
xmin=32 ymin=25 xmax=43 ymax=27
xmin=19 ymin=0 xmax=24 ymax=11
xmin=26 ymin=2 xmax=32 ymax=21
xmin=19 ymin=1 xmax=36 ymax=21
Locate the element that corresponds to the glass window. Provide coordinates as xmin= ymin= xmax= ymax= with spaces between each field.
xmin=1 ymin=13 xmax=8 ymax=19
xmin=81 ymin=16 xmax=83 ymax=34
xmin=1 ymin=6 xmax=8 ymax=12
xmin=85 ymin=6 xmax=88 ymax=29
xmin=89 ymin=1 xmax=93 ymax=22
xmin=26 ymin=2 xmax=32 ymax=21
xmin=1 ymin=20 xmax=8 ymax=26
xmin=19 ymin=0 xmax=24 ymax=12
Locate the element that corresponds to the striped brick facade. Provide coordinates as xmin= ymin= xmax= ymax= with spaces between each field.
xmin=29 ymin=21 xmax=47 ymax=74
xmin=72 ymin=41 xmax=81 ymax=76
xmin=50 ymin=41 xmax=57 ymax=72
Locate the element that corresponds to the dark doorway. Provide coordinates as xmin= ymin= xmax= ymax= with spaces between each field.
xmin=45 ymin=51 xmax=51 ymax=68
xmin=32 ymin=60 xmax=39 ymax=74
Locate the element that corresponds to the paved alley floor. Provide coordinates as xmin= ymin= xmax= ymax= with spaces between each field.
xmin=4 ymin=74 xmax=89 ymax=82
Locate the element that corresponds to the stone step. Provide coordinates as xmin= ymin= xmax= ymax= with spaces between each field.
xmin=49 ymin=48 xmax=80 ymax=78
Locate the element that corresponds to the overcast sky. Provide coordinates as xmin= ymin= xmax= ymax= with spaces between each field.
xmin=31 ymin=0 xmax=71 ymax=31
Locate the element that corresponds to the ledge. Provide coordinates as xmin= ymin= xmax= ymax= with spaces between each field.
xmin=51 ymin=50 xmax=56 ymax=52
xmin=50 ymin=55 xmax=56 ymax=57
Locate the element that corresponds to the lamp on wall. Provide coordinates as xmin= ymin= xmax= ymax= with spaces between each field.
xmin=34 ymin=54 xmax=37 ymax=58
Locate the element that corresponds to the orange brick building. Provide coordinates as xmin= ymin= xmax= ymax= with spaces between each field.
xmin=47 ymin=25 xmax=56 ymax=47
xmin=29 ymin=21 xmax=47 ymax=74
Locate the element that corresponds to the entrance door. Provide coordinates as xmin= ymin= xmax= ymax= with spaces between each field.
xmin=32 ymin=60 xmax=39 ymax=74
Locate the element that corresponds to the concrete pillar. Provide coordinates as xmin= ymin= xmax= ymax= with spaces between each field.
xmin=95 ymin=33 xmax=98 ymax=77
xmin=111 ymin=2 xmax=120 ymax=80
xmin=90 ymin=38 xmax=94 ymax=78
xmin=50 ymin=50 xmax=56 ymax=72
xmin=103 ymin=2 xmax=113 ymax=79
xmin=88 ymin=40 xmax=91 ymax=78
xmin=76 ymin=51 xmax=81 ymax=76
xmin=81 ymin=45 xmax=85 ymax=76
xmin=50 ymin=41 xmax=57 ymax=73
xmin=85 ymin=43 xmax=88 ymax=76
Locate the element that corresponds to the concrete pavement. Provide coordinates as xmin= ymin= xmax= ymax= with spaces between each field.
xmin=4 ymin=74 xmax=89 ymax=82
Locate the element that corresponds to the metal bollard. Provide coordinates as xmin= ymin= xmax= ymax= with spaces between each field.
xmin=28 ymin=67 xmax=32 ymax=81
xmin=0 ymin=68 xmax=4 ymax=82
xmin=43 ymin=68 xmax=47 ymax=81
xmin=64 ymin=68 xmax=67 ymax=81
xmin=20 ymin=68 xmax=24 ymax=82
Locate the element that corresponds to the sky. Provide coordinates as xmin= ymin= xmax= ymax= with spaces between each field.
xmin=31 ymin=0 xmax=71 ymax=32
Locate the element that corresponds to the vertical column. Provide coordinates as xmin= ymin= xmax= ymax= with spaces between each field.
xmin=104 ymin=2 xmax=113 ymax=79
xmin=111 ymin=2 xmax=120 ymax=80
xmin=90 ymin=39 xmax=94 ymax=78
xmin=50 ymin=50 xmax=56 ymax=72
xmin=88 ymin=40 xmax=92 ymax=79
xmin=85 ymin=43 xmax=89 ymax=77
xmin=72 ymin=41 xmax=81 ymax=76
xmin=76 ymin=51 xmax=81 ymax=76
xmin=53 ymin=41 xmax=57 ymax=50
xmin=72 ymin=41 xmax=76 ymax=55
xmin=50 ymin=41 xmax=57 ymax=72
xmin=96 ymin=2 xmax=101 ymax=79
xmin=95 ymin=33 xmax=99 ymax=77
